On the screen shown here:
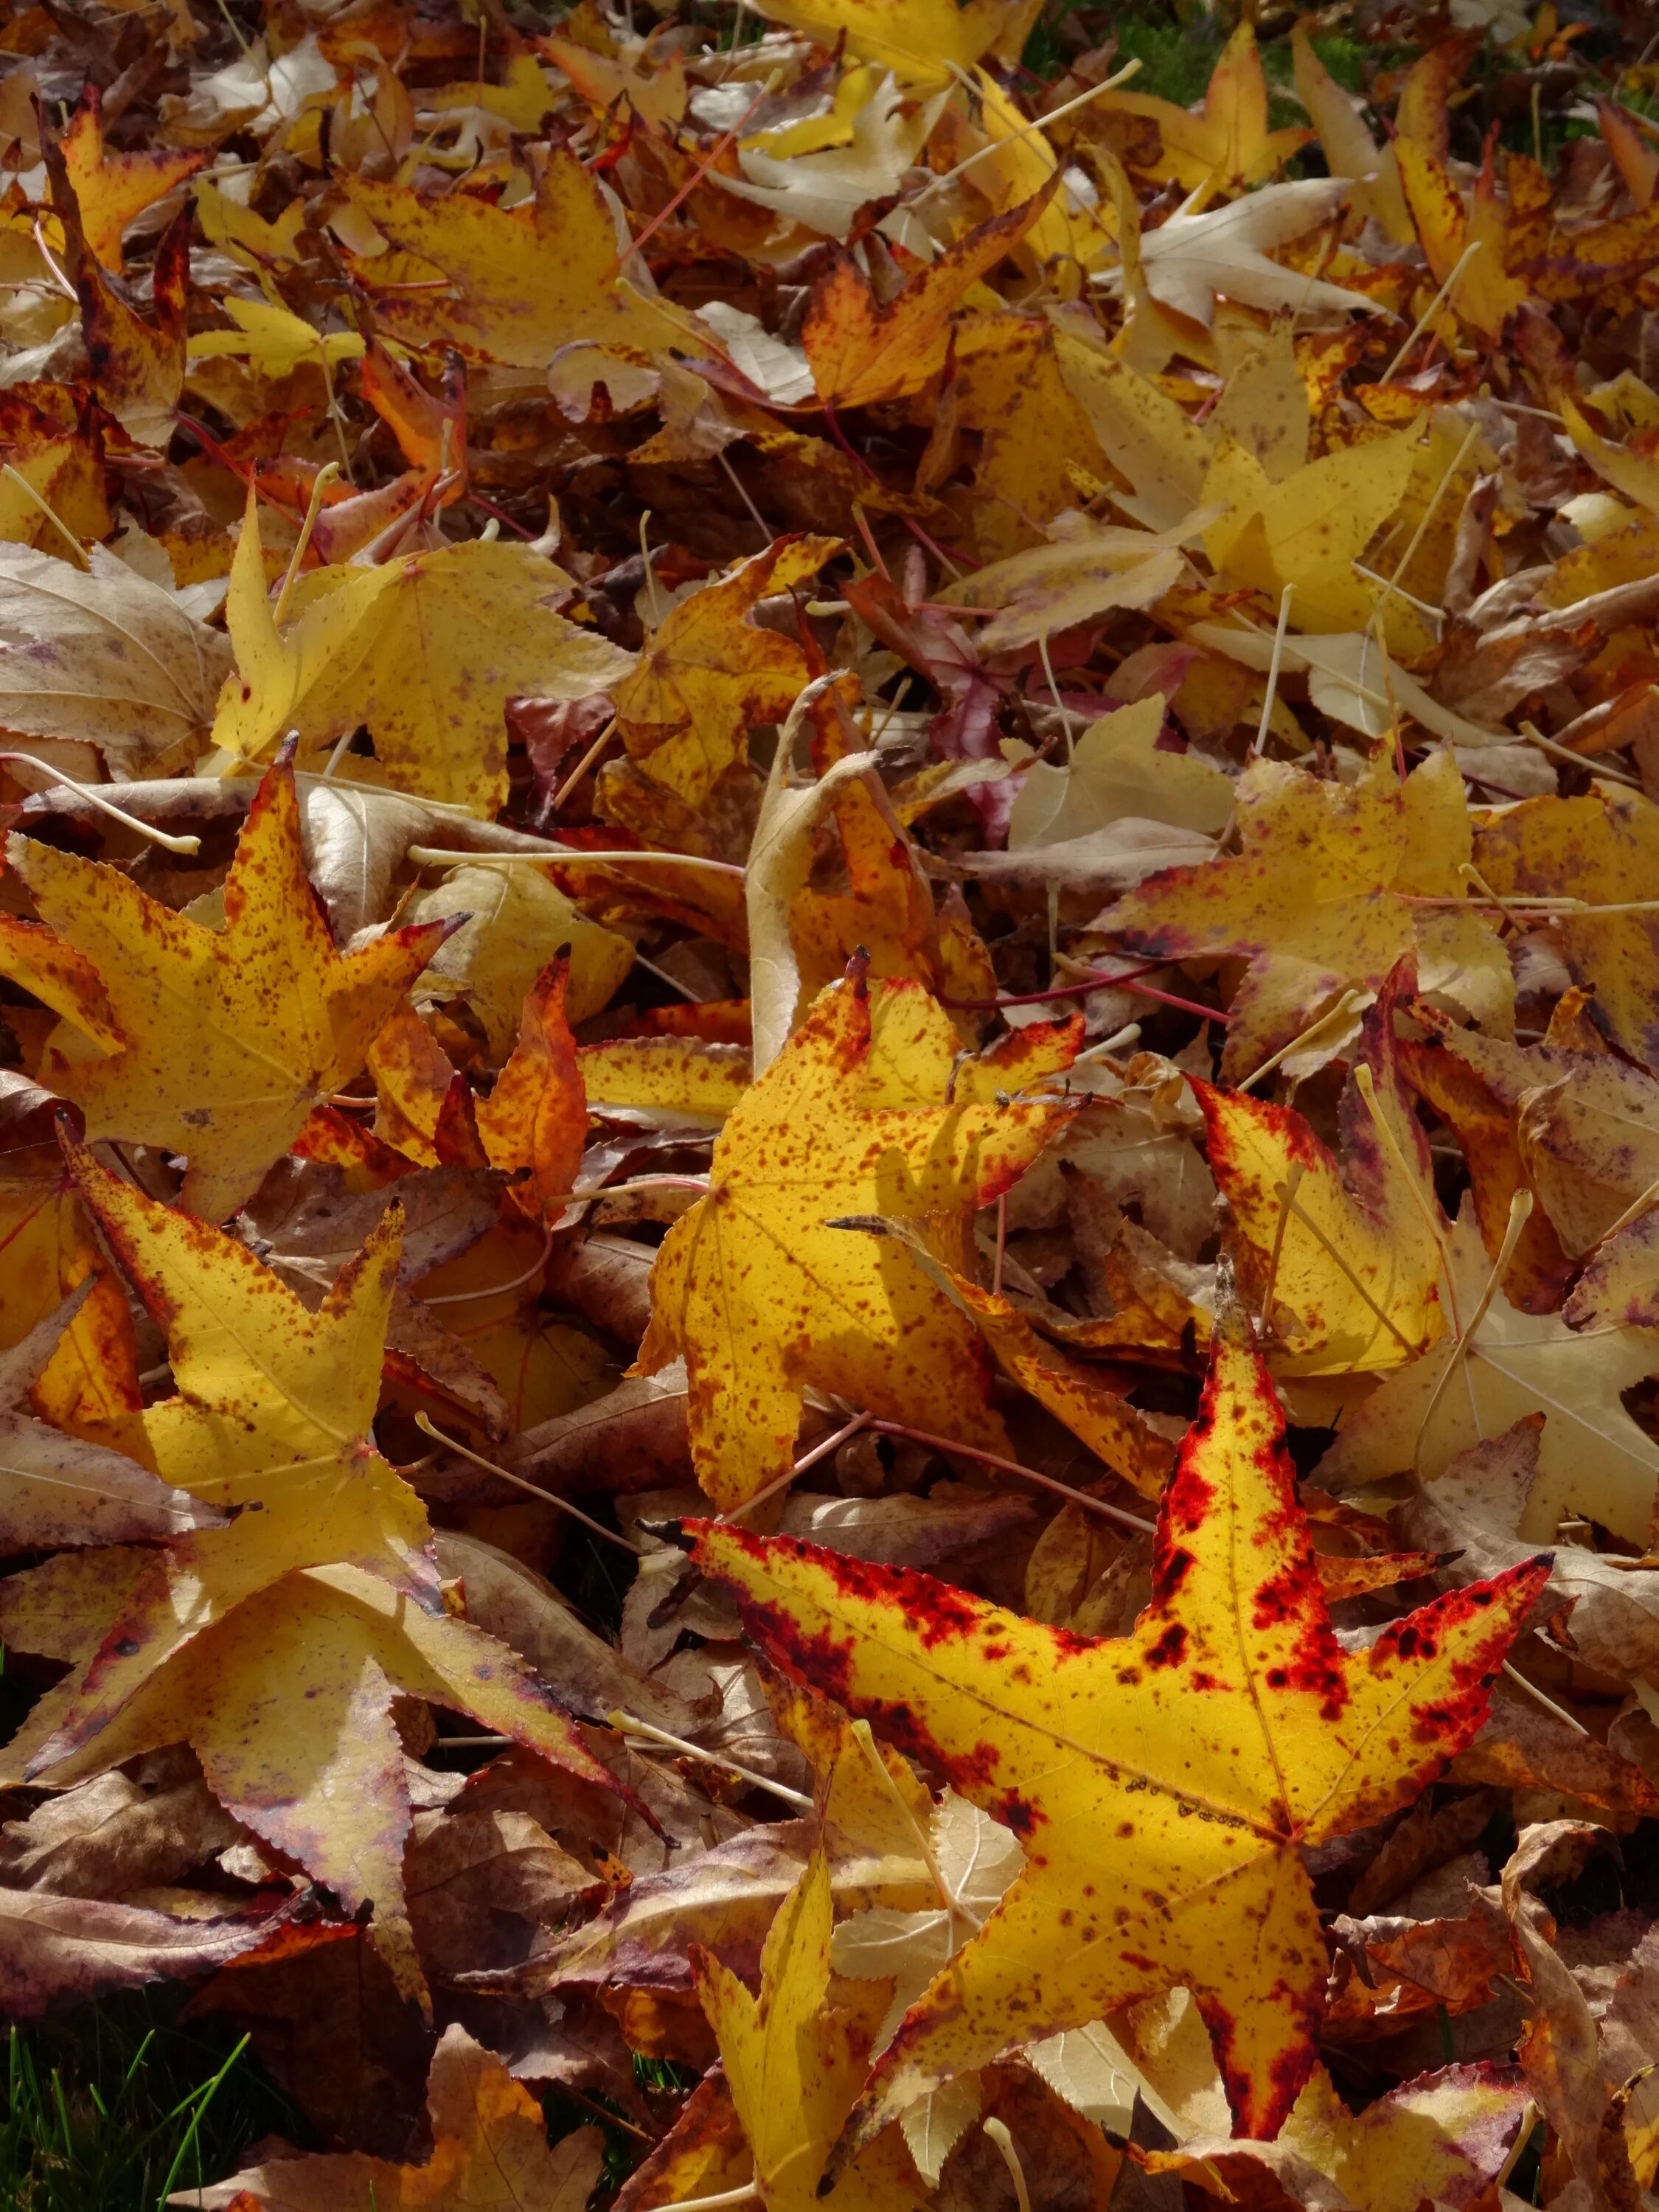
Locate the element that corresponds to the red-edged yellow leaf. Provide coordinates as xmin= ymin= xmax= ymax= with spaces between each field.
xmin=692 ymin=1329 xmax=1546 ymax=2166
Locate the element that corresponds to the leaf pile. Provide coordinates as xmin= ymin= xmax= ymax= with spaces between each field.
xmin=4 ymin=0 xmax=1659 ymax=2205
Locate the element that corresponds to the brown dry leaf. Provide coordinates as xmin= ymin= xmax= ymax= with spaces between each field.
xmin=177 ymin=2025 xmax=604 ymax=2210
xmin=0 ymin=1887 xmax=290 ymax=2025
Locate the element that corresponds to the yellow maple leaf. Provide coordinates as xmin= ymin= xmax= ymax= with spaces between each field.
xmin=338 ymin=155 xmax=712 ymax=370
xmin=613 ymin=535 xmax=842 ymax=808
xmin=1395 ymin=135 xmax=1528 ymax=344
xmin=58 ymin=86 xmax=204 ymax=271
xmin=1290 ymin=27 xmax=1413 ymax=245
xmin=0 ymin=1143 xmax=629 ymax=2004
xmin=1201 ymin=426 xmax=1421 ymax=633
xmin=212 ymin=496 xmax=633 ymax=814
xmin=0 ymin=1116 xmax=143 ymax=1450
xmin=186 ymin=293 xmax=366 ymax=380
xmin=790 ymin=775 xmax=941 ymax=1010
xmin=1475 ymin=785 xmax=1659 ymax=1073
xmin=0 ymin=757 xmax=451 ymax=1223
xmin=408 ymin=862 xmax=634 ymax=1064
xmin=1102 ymin=750 xmax=1511 ymax=1085
xmin=635 ymin=971 xmax=1077 ymax=1510
xmin=746 ymin=0 xmax=1040 ymax=85
xmin=692 ymin=1329 xmax=1548 ymax=2166
xmin=1099 ymin=24 xmax=1312 ymax=195
xmin=1196 ymin=1043 xmax=1444 ymax=1377
xmin=0 ymin=387 xmax=110 ymax=554
xmin=802 ymin=189 xmax=1054 ymax=410
xmin=1318 ymin=1204 xmax=1659 ymax=1550
xmin=689 ymin=1855 xmax=932 ymax=2211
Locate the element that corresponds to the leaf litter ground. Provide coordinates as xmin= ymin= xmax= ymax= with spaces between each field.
xmin=6 ymin=0 xmax=1659 ymax=2205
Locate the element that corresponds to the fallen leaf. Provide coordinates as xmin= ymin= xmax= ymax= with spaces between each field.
xmin=339 ymin=158 xmax=712 ymax=369
xmin=175 ymin=2023 xmax=604 ymax=2209
xmin=408 ymin=863 xmax=634 ymax=1064
xmin=476 ymin=956 xmax=587 ymax=1219
xmin=1120 ymin=181 xmax=1374 ymax=329
xmin=693 ymin=1324 xmax=1545 ymax=2162
xmin=0 ymin=1885 xmax=288 ymax=2025
xmin=1105 ymin=751 xmax=1509 ymax=1084
xmin=1101 ymin=24 xmax=1311 ymax=194
xmin=0 ymin=756 xmax=452 ymax=1221
xmin=0 ymin=1283 xmax=217 ymax=1550
xmin=742 ymin=0 xmax=1036 ymax=83
xmin=802 ymin=191 xmax=1054 ymax=409
xmin=214 ymin=499 xmax=632 ymax=815
xmin=1139 ymin=2060 xmax=1534 ymax=2211
xmin=686 ymin=1854 xmax=932 ymax=2208
xmin=58 ymin=86 xmax=204 ymax=271
xmin=635 ymin=971 xmax=1077 ymax=1509
xmin=1318 ymin=1203 xmax=1659 ymax=1548
xmin=1007 ymin=694 xmax=1234 ymax=851
xmin=0 ymin=543 xmax=231 ymax=775
xmin=1401 ymin=1416 xmax=1659 ymax=1690
xmin=612 ymin=535 xmax=841 ymax=807
xmin=1475 ymin=785 xmax=1659 ymax=1072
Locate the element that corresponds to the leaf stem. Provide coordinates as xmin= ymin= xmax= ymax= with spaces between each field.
xmin=414 ymin=1412 xmax=644 ymax=1554
xmin=607 ymin=1710 xmax=813 ymax=1810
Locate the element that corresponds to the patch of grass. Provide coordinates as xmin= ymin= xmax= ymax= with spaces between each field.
xmin=0 ymin=1989 xmax=305 ymax=2212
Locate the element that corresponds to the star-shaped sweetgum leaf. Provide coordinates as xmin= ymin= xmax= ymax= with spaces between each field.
xmin=635 ymin=970 xmax=1080 ymax=1511
xmin=1099 ymin=751 xmax=1509 ymax=1087
xmin=692 ymin=1330 xmax=1548 ymax=2175
xmin=0 ymin=1138 xmax=631 ymax=2006
xmin=0 ymin=754 xmax=452 ymax=1222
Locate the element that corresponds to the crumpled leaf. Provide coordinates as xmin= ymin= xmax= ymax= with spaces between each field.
xmin=693 ymin=1324 xmax=1546 ymax=2164
xmin=1138 ymin=2061 xmax=1534 ymax=2211
xmin=1195 ymin=1003 xmax=1444 ymax=1374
